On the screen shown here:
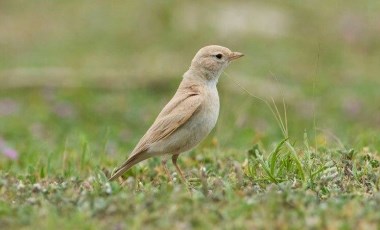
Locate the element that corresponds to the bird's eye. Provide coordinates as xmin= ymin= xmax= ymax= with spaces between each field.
xmin=215 ymin=54 xmax=223 ymax=59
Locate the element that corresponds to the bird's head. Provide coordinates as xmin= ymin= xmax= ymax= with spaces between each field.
xmin=189 ymin=45 xmax=244 ymax=81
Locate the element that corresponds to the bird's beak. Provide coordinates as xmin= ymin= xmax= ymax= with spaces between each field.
xmin=228 ymin=52 xmax=244 ymax=61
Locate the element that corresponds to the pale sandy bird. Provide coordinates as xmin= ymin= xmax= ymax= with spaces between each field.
xmin=109 ymin=45 xmax=243 ymax=182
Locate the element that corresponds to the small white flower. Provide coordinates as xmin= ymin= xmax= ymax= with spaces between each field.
xmin=16 ymin=181 xmax=25 ymax=190
xmin=32 ymin=183 xmax=42 ymax=192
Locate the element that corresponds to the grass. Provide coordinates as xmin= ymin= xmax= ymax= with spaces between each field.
xmin=1 ymin=0 xmax=380 ymax=229
xmin=1 ymin=129 xmax=379 ymax=229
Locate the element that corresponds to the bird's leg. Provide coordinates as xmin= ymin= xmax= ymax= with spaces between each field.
xmin=172 ymin=154 xmax=186 ymax=184
xmin=172 ymin=154 xmax=192 ymax=195
xmin=161 ymin=158 xmax=172 ymax=181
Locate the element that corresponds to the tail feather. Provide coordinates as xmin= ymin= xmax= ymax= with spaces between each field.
xmin=109 ymin=151 xmax=150 ymax=181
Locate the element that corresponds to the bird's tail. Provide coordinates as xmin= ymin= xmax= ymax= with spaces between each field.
xmin=109 ymin=151 xmax=150 ymax=181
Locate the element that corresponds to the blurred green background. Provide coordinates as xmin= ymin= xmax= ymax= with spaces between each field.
xmin=1 ymin=0 xmax=380 ymax=168
xmin=1 ymin=1 xmax=380 ymax=229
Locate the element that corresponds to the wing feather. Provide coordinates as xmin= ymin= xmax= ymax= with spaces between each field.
xmin=131 ymin=92 xmax=202 ymax=155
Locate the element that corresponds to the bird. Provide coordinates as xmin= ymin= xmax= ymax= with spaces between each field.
xmin=109 ymin=45 xmax=244 ymax=182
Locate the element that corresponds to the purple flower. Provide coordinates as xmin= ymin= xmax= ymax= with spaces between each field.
xmin=2 ymin=147 xmax=18 ymax=160
xmin=0 ymin=138 xmax=19 ymax=160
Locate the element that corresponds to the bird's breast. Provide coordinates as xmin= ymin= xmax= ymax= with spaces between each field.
xmin=185 ymin=85 xmax=219 ymax=145
xmin=201 ymin=86 xmax=220 ymax=129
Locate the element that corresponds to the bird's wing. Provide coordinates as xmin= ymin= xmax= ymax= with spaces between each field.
xmin=130 ymin=90 xmax=203 ymax=156
xmin=109 ymin=84 xmax=203 ymax=181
